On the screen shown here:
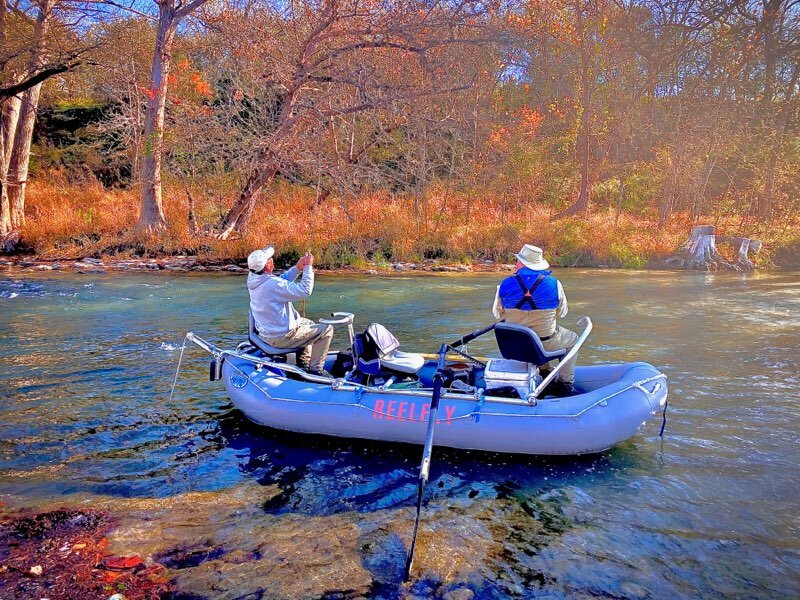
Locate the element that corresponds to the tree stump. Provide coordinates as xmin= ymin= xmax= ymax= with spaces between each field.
xmin=0 ymin=230 xmax=20 ymax=253
xmin=663 ymin=225 xmax=761 ymax=271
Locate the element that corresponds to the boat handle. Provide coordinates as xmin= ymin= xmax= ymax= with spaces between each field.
xmin=319 ymin=312 xmax=354 ymax=325
xmin=634 ymin=381 xmax=662 ymax=396
xmin=319 ymin=312 xmax=355 ymax=346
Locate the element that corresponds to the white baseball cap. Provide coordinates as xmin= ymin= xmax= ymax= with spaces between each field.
xmin=247 ymin=246 xmax=275 ymax=273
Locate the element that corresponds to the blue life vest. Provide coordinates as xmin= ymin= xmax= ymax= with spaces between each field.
xmin=499 ymin=268 xmax=560 ymax=311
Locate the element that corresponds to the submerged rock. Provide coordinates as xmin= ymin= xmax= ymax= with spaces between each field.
xmin=5 ymin=479 xmax=573 ymax=598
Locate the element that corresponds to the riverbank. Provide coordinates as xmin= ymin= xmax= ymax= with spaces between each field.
xmin=6 ymin=178 xmax=798 ymax=271
xmin=0 ymin=255 xmax=513 ymax=275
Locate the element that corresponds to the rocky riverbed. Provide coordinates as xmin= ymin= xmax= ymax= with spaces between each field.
xmin=1 ymin=481 xmax=567 ymax=599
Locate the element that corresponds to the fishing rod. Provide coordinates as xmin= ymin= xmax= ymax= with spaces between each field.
xmin=448 ymin=322 xmax=498 ymax=349
xmin=301 ymin=166 xmax=322 ymax=318
xmin=404 ymin=342 xmax=448 ymax=581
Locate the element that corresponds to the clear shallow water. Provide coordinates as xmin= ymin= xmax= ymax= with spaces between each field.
xmin=1 ymin=269 xmax=799 ymax=598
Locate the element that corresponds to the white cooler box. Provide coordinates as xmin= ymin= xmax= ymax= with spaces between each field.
xmin=484 ymin=358 xmax=538 ymax=399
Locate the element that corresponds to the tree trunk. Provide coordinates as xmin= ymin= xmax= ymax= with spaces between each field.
xmin=0 ymin=97 xmax=21 ymax=237
xmin=4 ymin=0 xmax=52 ymax=230
xmin=758 ymin=63 xmax=798 ymax=222
xmin=6 ymin=83 xmax=42 ymax=227
xmin=136 ymin=6 xmax=177 ymax=233
xmin=716 ymin=236 xmax=762 ymax=270
xmin=0 ymin=179 xmax=11 ymax=237
xmin=1 ymin=96 xmax=21 ymax=173
xmin=215 ymin=166 xmax=278 ymax=240
xmin=557 ymin=6 xmax=591 ymax=218
xmin=755 ymin=0 xmax=784 ymax=220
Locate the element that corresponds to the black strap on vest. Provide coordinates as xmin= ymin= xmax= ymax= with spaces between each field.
xmin=513 ymin=273 xmax=545 ymax=309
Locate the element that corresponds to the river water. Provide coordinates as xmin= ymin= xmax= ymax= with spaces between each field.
xmin=1 ymin=269 xmax=799 ymax=598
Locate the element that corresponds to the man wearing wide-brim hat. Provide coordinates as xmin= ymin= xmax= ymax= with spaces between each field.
xmin=492 ymin=244 xmax=579 ymax=395
xmin=247 ymin=246 xmax=333 ymax=375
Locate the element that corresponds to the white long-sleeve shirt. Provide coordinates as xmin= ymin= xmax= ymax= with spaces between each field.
xmin=248 ymin=265 xmax=313 ymax=338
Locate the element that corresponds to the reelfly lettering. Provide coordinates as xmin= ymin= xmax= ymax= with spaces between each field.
xmin=372 ymin=399 xmax=458 ymax=424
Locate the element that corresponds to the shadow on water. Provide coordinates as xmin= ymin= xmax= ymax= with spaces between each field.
xmin=153 ymin=409 xmax=664 ymax=598
xmin=215 ymin=408 xmax=660 ymax=517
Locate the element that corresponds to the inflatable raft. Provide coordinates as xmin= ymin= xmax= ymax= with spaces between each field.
xmin=187 ymin=314 xmax=668 ymax=456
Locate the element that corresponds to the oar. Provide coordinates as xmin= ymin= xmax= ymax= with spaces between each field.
xmin=448 ymin=322 xmax=498 ymax=349
xmin=404 ymin=343 xmax=448 ymax=581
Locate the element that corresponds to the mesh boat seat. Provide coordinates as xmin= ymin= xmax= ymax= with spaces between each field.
xmin=494 ymin=322 xmax=567 ymax=367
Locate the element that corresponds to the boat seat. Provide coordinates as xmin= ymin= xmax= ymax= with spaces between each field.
xmin=248 ymin=311 xmax=315 ymax=359
xmin=380 ymin=350 xmax=425 ymax=374
xmin=494 ymin=322 xmax=567 ymax=367
xmin=351 ymin=332 xmax=424 ymax=380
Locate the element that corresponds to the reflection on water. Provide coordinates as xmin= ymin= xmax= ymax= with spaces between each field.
xmin=1 ymin=270 xmax=800 ymax=597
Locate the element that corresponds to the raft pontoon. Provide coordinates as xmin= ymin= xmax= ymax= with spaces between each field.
xmin=186 ymin=312 xmax=667 ymax=456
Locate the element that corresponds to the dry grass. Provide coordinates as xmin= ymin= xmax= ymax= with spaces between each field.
xmin=21 ymin=175 xmax=794 ymax=269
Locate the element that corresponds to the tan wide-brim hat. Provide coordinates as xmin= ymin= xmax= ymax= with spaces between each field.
xmin=247 ymin=246 xmax=275 ymax=273
xmin=514 ymin=244 xmax=549 ymax=270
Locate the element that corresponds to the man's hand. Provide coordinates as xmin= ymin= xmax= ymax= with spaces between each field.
xmin=296 ymin=252 xmax=313 ymax=270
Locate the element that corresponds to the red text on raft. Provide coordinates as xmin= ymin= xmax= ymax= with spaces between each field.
xmin=372 ymin=400 xmax=457 ymax=424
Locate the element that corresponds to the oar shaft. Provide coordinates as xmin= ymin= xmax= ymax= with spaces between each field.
xmin=404 ymin=343 xmax=448 ymax=581
xmin=419 ymin=371 xmax=444 ymax=481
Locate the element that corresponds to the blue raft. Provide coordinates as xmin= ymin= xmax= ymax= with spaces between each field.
xmin=188 ymin=315 xmax=668 ymax=456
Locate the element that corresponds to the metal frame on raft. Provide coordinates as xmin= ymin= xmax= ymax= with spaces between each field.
xmin=187 ymin=315 xmax=594 ymax=407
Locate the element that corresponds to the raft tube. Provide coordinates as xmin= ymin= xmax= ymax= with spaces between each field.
xmin=221 ymin=356 xmax=667 ymax=456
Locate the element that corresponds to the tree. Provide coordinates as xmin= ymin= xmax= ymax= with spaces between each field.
xmin=135 ymin=0 xmax=210 ymax=233
xmin=1 ymin=0 xmax=97 ymax=241
xmin=195 ymin=0 xmax=492 ymax=239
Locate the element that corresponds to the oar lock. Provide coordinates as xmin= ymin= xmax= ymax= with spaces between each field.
xmin=209 ymin=354 xmax=224 ymax=381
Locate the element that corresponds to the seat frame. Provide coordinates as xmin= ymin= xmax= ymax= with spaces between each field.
xmin=350 ymin=332 xmax=421 ymax=384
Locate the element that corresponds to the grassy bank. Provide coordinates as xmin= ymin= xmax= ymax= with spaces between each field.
xmin=20 ymin=176 xmax=800 ymax=270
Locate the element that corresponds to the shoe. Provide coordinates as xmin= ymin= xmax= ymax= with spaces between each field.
xmin=309 ymin=369 xmax=332 ymax=378
xmin=542 ymin=380 xmax=577 ymax=397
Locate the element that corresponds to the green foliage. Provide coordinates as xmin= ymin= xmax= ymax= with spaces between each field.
xmin=77 ymin=207 xmax=95 ymax=225
xmin=273 ymin=245 xmax=303 ymax=269
xmin=317 ymin=236 xmax=392 ymax=268
xmin=34 ymin=100 xmax=131 ymax=187
xmin=607 ymin=242 xmax=647 ymax=268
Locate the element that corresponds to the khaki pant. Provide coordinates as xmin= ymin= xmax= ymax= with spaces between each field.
xmin=501 ymin=309 xmax=578 ymax=384
xmin=541 ymin=325 xmax=579 ymax=384
xmin=262 ymin=318 xmax=333 ymax=373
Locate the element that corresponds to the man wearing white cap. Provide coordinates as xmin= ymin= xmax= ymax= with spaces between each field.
xmin=246 ymin=246 xmax=333 ymax=375
xmin=492 ymin=244 xmax=578 ymax=395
